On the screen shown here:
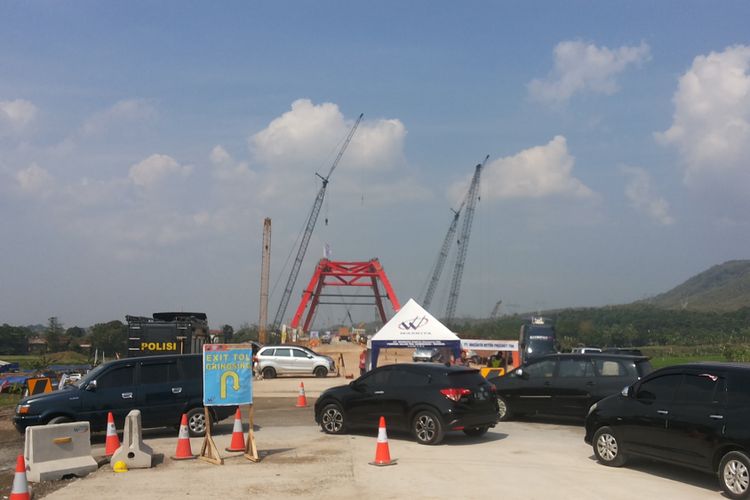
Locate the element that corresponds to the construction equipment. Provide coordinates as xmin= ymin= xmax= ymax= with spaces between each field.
xmin=258 ymin=218 xmax=271 ymax=344
xmin=490 ymin=300 xmax=503 ymax=319
xmin=271 ymin=113 xmax=364 ymax=334
xmin=445 ymin=155 xmax=488 ymax=322
xmin=422 ymin=202 xmax=464 ymax=310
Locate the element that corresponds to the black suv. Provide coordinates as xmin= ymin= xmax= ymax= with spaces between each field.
xmin=314 ymin=363 xmax=499 ymax=445
xmin=586 ymin=362 xmax=750 ymax=499
xmin=490 ymin=353 xmax=652 ymax=421
xmin=13 ymin=354 xmax=235 ymax=437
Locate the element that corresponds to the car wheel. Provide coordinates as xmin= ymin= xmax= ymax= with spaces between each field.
xmin=314 ymin=366 xmax=328 ymax=378
xmin=720 ymin=451 xmax=750 ymax=499
xmin=320 ymin=403 xmax=346 ymax=434
xmin=262 ymin=366 xmax=276 ymax=379
xmin=593 ymin=426 xmax=626 ymax=467
xmin=186 ymin=407 xmax=210 ymax=437
xmin=462 ymin=426 xmax=489 ymax=437
xmin=496 ymin=396 xmax=512 ymax=421
xmin=47 ymin=416 xmax=72 ymax=425
xmin=412 ymin=410 xmax=445 ymax=445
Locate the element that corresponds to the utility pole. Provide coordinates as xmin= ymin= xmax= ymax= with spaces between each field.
xmin=258 ymin=218 xmax=271 ymax=344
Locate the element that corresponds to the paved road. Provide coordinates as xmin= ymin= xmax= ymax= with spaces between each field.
xmin=0 ymin=374 xmax=723 ymax=499
xmin=38 ymin=400 xmax=720 ymax=500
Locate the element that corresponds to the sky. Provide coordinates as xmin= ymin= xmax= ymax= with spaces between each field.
xmin=1 ymin=1 xmax=750 ymax=330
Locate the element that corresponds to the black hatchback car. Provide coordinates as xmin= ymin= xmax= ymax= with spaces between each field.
xmin=13 ymin=354 xmax=235 ymax=437
xmin=489 ymin=353 xmax=652 ymax=420
xmin=314 ymin=363 xmax=499 ymax=445
xmin=586 ymin=362 xmax=750 ymax=499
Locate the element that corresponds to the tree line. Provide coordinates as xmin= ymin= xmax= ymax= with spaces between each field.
xmin=0 ymin=317 xmax=261 ymax=357
xmin=446 ymin=304 xmax=750 ymax=349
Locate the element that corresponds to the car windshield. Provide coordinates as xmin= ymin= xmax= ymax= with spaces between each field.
xmin=526 ymin=338 xmax=557 ymax=357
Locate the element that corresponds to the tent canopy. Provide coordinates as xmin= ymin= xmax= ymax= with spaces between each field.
xmin=369 ymin=298 xmax=461 ymax=368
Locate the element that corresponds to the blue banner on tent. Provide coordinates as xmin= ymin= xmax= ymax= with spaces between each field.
xmin=203 ymin=344 xmax=253 ymax=406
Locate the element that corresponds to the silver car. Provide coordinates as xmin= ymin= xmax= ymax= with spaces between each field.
xmin=256 ymin=346 xmax=335 ymax=379
xmin=412 ymin=347 xmax=442 ymax=362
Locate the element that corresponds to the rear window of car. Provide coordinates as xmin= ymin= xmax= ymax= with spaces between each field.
xmin=446 ymin=371 xmax=485 ymax=387
xmin=178 ymin=357 xmax=202 ymax=380
xmin=558 ymin=358 xmax=595 ymax=377
xmin=140 ymin=360 xmax=180 ymax=383
xmin=593 ymin=358 xmax=637 ymax=377
xmin=727 ymin=371 xmax=750 ymax=408
xmin=673 ymin=373 xmax=725 ymax=405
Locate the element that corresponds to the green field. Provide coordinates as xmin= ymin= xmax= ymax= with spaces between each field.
xmin=0 ymin=352 xmax=89 ymax=370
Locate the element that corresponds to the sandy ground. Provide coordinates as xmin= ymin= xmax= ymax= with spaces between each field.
xmin=0 ymin=344 xmax=722 ymax=499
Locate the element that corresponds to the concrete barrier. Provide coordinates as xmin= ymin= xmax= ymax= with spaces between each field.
xmin=24 ymin=422 xmax=98 ymax=482
xmin=111 ymin=409 xmax=153 ymax=469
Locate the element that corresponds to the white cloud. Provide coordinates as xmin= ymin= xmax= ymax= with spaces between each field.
xmin=248 ymin=99 xmax=408 ymax=200
xmin=209 ymin=145 xmax=254 ymax=182
xmin=81 ymin=98 xmax=156 ymax=136
xmin=0 ymin=99 xmax=38 ymax=132
xmin=455 ymin=136 xmax=594 ymax=201
xmin=656 ymin=45 xmax=750 ymax=189
xmin=621 ymin=166 xmax=674 ymax=225
xmin=15 ymin=163 xmax=53 ymax=195
xmin=128 ymin=154 xmax=191 ymax=188
xmin=529 ymin=41 xmax=650 ymax=104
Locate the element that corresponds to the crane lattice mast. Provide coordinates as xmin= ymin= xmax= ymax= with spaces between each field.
xmin=444 ymin=155 xmax=488 ymax=322
xmin=422 ymin=201 xmax=464 ymax=310
xmin=271 ymin=113 xmax=364 ymax=333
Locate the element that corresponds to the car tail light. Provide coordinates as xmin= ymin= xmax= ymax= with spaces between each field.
xmin=440 ymin=388 xmax=472 ymax=402
xmin=252 ymin=356 xmax=258 ymax=363
xmin=488 ymin=384 xmax=496 ymax=393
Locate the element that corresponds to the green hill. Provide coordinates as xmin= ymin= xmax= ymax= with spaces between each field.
xmin=643 ymin=260 xmax=750 ymax=312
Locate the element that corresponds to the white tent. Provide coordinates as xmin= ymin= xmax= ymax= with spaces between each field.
xmin=369 ymin=298 xmax=462 ymax=367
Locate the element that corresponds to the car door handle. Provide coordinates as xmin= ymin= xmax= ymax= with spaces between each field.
xmin=172 ymin=387 xmax=183 ymax=394
xmin=121 ymin=392 xmax=133 ymax=399
xmin=374 ymin=390 xmax=384 ymax=395
xmin=585 ymin=381 xmax=595 ymax=386
xmin=709 ymin=414 xmax=724 ymax=420
xmin=543 ymin=381 xmax=551 ymax=386
xmin=657 ymin=409 xmax=668 ymax=415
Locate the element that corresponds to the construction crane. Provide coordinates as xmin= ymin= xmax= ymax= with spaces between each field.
xmin=258 ymin=217 xmax=271 ymax=344
xmin=490 ymin=300 xmax=502 ymax=319
xmin=422 ymin=201 xmax=464 ymax=310
xmin=444 ymin=155 xmax=488 ymax=322
xmin=271 ymin=113 xmax=364 ymax=334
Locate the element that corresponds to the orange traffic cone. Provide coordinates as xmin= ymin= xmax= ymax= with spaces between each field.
xmin=225 ymin=408 xmax=245 ymax=452
xmin=10 ymin=455 xmax=30 ymax=500
xmin=105 ymin=411 xmax=120 ymax=457
xmin=295 ymin=381 xmax=308 ymax=408
xmin=171 ymin=414 xmax=197 ymax=460
xmin=369 ymin=416 xmax=397 ymax=466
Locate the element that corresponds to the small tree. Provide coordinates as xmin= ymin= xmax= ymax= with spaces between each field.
xmin=222 ymin=324 xmax=234 ymax=343
xmin=45 ymin=317 xmax=64 ymax=353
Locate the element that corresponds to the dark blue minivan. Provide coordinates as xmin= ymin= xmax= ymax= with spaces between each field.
xmin=13 ymin=354 xmax=234 ymax=437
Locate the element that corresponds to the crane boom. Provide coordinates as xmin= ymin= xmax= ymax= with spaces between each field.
xmin=271 ymin=113 xmax=364 ymax=333
xmin=422 ymin=202 xmax=464 ymax=310
xmin=444 ymin=154 xmax=488 ymax=321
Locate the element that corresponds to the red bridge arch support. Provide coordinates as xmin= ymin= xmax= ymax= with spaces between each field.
xmin=290 ymin=259 xmax=401 ymax=332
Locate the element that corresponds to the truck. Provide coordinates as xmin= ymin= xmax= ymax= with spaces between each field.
xmin=519 ymin=316 xmax=558 ymax=364
xmin=126 ymin=312 xmax=211 ymax=357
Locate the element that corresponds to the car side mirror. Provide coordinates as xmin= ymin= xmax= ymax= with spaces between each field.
xmin=516 ymin=368 xmax=529 ymax=380
xmin=621 ymin=385 xmax=632 ymax=397
xmin=307 ymin=354 xmax=314 ymax=359
xmin=85 ymin=380 xmax=97 ymax=391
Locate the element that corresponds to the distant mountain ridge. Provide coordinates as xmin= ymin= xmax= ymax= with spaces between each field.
xmin=642 ymin=260 xmax=750 ymax=312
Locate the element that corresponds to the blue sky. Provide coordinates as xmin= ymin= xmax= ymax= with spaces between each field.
xmin=1 ymin=1 xmax=750 ymax=329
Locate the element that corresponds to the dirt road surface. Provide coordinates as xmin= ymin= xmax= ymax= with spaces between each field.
xmin=0 ymin=345 xmax=722 ymax=499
